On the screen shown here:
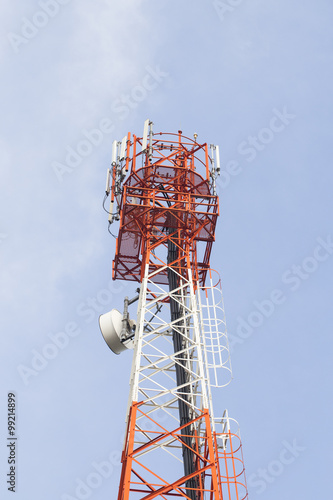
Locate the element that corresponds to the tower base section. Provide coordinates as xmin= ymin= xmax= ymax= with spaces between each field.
xmin=117 ymin=404 xmax=248 ymax=500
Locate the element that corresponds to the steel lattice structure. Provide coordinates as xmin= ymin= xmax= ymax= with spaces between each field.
xmin=100 ymin=121 xmax=249 ymax=499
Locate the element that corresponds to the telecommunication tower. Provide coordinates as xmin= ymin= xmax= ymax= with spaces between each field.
xmin=100 ymin=120 xmax=249 ymax=499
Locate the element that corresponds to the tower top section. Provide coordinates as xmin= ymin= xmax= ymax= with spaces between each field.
xmin=104 ymin=120 xmax=221 ymax=286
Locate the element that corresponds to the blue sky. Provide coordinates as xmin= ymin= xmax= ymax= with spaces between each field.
xmin=0 ymin=1 xmax=332 ymax=499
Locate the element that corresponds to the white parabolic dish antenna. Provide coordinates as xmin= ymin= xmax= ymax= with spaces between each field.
xmin=99 ymin=309 xmax=134 ymax=355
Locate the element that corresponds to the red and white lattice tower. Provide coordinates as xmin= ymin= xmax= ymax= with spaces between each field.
xmin=100 ymin=120 xmax=249 ymax=499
